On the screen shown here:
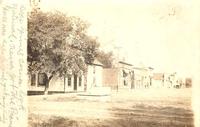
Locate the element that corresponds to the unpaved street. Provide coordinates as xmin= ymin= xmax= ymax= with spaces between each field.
xmin=28 ymin=88 xmax=193 ymax=127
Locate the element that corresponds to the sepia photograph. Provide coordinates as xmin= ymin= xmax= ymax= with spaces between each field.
xmin=1 ymin=0 xmax=200 ymax=127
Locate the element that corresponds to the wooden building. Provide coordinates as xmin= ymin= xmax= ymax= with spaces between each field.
xmin=27 ymin=60 xmax=103 ymax=95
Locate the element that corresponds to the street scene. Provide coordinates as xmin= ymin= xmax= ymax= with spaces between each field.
xmin=28 ymin=0 xmax=195 ymax=127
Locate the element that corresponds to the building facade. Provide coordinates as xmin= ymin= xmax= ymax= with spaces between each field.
xmin=28 ymin=72 xmax=84 ymax=95
xmin=132 ymin=67 xmax=153 ymax=89
xmin=103 ymin=61 xmax=133 ymax=90
xmin=152 ymin=72 xmax=181 ymax=88
xmin=28 ymin=60 xmax=103 ymax=95
xmin=86 ymin=60 xmax=104 ymax=90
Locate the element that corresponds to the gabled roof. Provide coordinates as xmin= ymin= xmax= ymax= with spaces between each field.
xmin=132 ymin=67 xmax=147 ymax=71
xmin=132 ymin=66 xmax=154 ymax=71
xmin=148 ymin=67 xmax=154 ymax=70
xmin=91 ymin=59 xmax=104 ymax=66
xmin=118 ymin=61 xmax=133 ymax=66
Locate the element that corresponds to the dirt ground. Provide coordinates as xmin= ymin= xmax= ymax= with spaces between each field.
xmin=28 ymin=88 xmax=193 ymax=127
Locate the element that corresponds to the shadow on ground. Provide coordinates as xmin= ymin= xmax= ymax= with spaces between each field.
xmin=109 ymin=104 xmax=194 ymax=127
xmin=29 ymin=104 xmax=194 ymax=127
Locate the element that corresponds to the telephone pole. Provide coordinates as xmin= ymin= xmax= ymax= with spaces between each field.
xmin=114 ymin=46 xmax=122 ymax=93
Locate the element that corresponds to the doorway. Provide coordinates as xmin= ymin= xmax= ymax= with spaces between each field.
xmin=74 ymin=75 xmax=77 ymax=91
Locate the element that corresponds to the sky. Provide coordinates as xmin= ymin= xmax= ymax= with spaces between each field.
xmin=38 ymin=0 xmax=200 ymax=78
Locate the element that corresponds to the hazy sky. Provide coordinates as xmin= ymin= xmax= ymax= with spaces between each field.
xmin=39 ymin=0 xmax=200 ymax=77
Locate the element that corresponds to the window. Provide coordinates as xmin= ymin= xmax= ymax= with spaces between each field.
xmin=38 ymin=73 xmax=47 ymax=86
xmin=31 ymin=74 xmax=36 ymax=86
xmin=68 ymin=76 xmax=71 ymax=87
xmin=79 ymin=76 xmax=82 ymax=86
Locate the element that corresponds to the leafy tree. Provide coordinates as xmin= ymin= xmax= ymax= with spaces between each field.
xmin=28 ymin=10 xmax=98 ymax=93
xmin=96 ymin=51 xmax=114 ymax=68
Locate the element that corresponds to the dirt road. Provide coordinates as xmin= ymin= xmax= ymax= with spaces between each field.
xmin=28 ymin=88 xmax=193 ymax=127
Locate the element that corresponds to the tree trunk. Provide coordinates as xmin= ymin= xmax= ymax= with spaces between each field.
xmin=44 ymin=75 xmax=53 ymax=95
xmin=83 ymin=70 xmax=88 ymax=92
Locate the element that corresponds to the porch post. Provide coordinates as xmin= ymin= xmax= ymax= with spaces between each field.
xmin=71 ymin=75 xmax=74 ymax=91
xmin=82 ymin=75 xmax=84 ymax=91
xmin=64 ymin=76 xmax=66 ymax=93
xmin=77 ymin=76 xmax=79 ymax=91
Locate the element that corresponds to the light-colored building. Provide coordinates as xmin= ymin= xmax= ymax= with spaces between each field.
xmin=86 ymin=60 xmax=104 ymax=89
xmin=28 ymin=72 xmax=85 ymax=95
xmin=28 ymin=60 xmax=103 ymax=95
xmin=64 ymin=73 xmax=85 ymax=92
xmin=132 ymin=67 xmax=153 ymax=89
xmin=152 ymin=72 xmax=181 ymax=88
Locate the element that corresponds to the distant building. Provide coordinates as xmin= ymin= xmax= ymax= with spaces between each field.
xmin=152 ymin=73 xmax=165 ymax=88
xmin=103 ymin=61 xmax=133 ymax=90
xmin=152 ymin=72 xmax=182 ymax=88
xmin=185 ymin=78 xmax=192 ymax=88
xmin=103 ymin=61 xmax=153 ymax=90
xmin=132 ymin=67 xmax=153 ymax=89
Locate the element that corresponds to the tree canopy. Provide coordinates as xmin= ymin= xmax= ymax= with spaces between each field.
xmin=28 ymin=10 xmax=98 ymax=75
xmin=28 ymin=10 xmax=113 ymax=92
xmin=96 ymin=50 xmax=114 ymax=68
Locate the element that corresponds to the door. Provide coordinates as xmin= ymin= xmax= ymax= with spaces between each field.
xmin=74 ymin=75 xmax=77 ymax=91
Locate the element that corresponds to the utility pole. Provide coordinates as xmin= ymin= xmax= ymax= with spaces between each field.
xmin=114 ymin=46 xmax=122 ymax=93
